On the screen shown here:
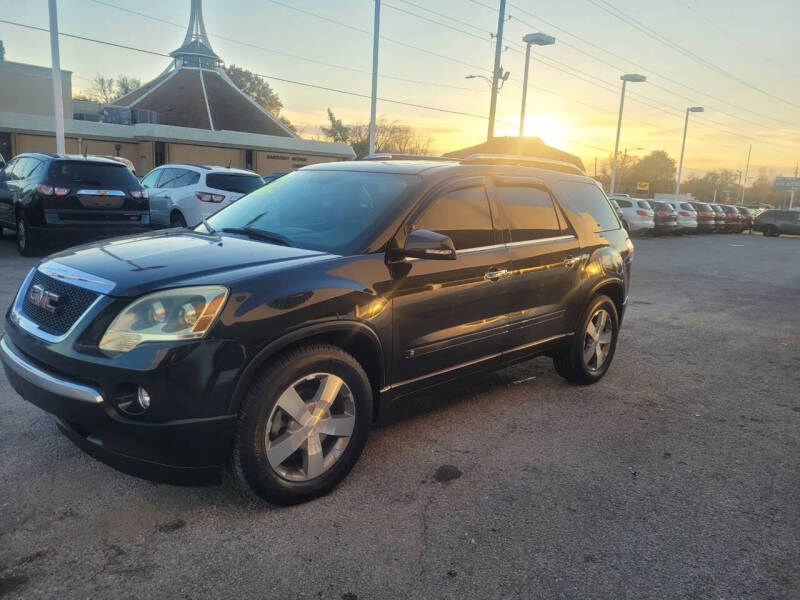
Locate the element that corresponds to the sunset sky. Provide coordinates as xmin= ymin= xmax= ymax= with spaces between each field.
xmin=1 ymin=0 xmax=798 ymax=179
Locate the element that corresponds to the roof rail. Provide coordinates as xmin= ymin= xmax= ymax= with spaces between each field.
xmin=459 ymin=154 xmax=585 ymax=175
xmin=362 ymin=153 xmax=457 ymax=162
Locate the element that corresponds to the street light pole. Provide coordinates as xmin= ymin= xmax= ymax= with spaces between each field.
xmin=487 ymin=0 xmax=506 ymax=141
xmin=518 ymin=33 xmax=555 ymax=138
xmin=610 ymin=74 xmax=646 ymax=195
xmin=368 ymin=0 xmax=381 ymax=156
xmin=675 ymin=106 xmax=704 ymax=199
xmin=48 ymin=0 xmax=65 ymax=154
xmin=740 ymin=144 xmax=751 ymax=206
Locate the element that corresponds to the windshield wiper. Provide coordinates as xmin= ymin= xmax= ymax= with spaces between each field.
xmin=220 ymin=227 xmax=293 ymax=247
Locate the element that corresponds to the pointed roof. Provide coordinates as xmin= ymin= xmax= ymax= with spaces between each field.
xmin=111 ymin=0 xmax=297 ymax=138
xmin=170 ymin=0 xmax=219 ymax=62
xmin=444 ymin=137 xmax=585 ymax=171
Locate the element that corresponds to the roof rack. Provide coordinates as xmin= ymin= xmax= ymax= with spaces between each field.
xmin=460 ymin=154 xmax=585 ymax=175
xmin=362 ymin=153 xmax=457 ymax=162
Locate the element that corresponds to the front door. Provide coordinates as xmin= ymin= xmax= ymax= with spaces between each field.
xmin=489 ymin=178 xmax=581 ymax=355
xmin=390 ymin=179 xmax=511 ymax=394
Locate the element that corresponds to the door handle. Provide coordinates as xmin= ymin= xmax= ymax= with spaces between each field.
xmin=563 ymin=255 xmax=579 ymax=268
xmin=484 ymin=268 xmax=508 ymax=281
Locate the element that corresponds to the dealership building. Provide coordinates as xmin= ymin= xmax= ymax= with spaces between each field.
xmin=0 ymin=1 xmax=354 ymax=174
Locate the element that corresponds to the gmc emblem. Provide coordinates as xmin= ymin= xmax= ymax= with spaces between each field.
xmin=28 ymin=284 xmax=62 ymax=314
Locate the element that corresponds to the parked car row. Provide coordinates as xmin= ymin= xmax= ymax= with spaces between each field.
xmin=609 ymin=194 xmax=757 ymax=235
xmin=0 ymin=153 xmax=270 ymax=255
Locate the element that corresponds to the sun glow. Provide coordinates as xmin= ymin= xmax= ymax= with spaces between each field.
xmin=521 ymin=114 xmax=571 ymax=149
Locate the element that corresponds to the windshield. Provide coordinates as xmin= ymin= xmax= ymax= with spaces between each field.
xmin=205 ymin=170 xmax=414 ymax=253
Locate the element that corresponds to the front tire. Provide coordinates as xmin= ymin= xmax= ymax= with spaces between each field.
xmin=232 ymin=343 xmax=372 ymax=505
xmin=553 ymin=295 xmax=619 ymax=385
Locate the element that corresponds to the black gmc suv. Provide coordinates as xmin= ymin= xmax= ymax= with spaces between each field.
xmin=0 ymin=153 xmax=149 ymax=255
xmin=1 ymin=156 xmax=632 ymax=504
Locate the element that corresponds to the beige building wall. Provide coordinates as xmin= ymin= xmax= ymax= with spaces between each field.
xmin=167 ymin=143 xmax=243 ymax=168
xmin=13 ymin=133 xmax=140 ymax=166
xmin=256 ymin=151 xmax=338 ymax=175
xmin=0 ymin=61 xmax=72 ymax=119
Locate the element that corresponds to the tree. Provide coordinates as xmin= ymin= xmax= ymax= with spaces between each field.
xmin=321 ymin=108 xmax=350 ymax=143
xmin=321 ymin=109 xmax=431 ymax=158
xmin=681 ymin=169 xmax=740 ymax=202
xmin=86 ymin=74 xmax=142 ymax=104
xmin=627 ymin=150 xmax=676 ymax=195
xmin=597 ymin=150 xmax=639 ymax=193
xmin=223 ymin=64 xmax=296 ymax=132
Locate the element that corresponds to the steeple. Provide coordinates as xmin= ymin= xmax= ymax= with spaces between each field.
xmin=170 ymin=0 xmax=220 ymax=69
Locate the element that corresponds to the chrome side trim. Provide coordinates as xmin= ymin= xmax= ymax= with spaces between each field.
xmin=0 ymin=337 xmax=104 ymax=404
xmin=505 ymin=235 xmax=576 ymax=248
xmin=457 ymin=243 xmax=506 ymax=255
xmin=385 ymin=332 xmax=573 ymax=392
xmin=39 ymin=262 xmax=116 ymax=294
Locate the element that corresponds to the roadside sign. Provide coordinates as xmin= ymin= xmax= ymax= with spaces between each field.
xmin=636 ymin=181 xmax=649 ymax=192
xmin=774 ymin=176 xmax=800 ymax=190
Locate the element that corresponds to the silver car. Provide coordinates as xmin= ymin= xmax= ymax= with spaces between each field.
xmin=610 ymin=194 xmax=655 ymax=235
xmin=665 ymin=200 xmax=699 ymax=234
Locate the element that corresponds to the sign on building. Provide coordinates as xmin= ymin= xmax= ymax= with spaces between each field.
xmin=636 ymin=182 xmax=649 ymax=192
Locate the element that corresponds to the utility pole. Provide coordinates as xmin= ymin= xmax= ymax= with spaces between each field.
xmin=368 ymin=0 xmax=381 ymax=156
xmin=486 ymin=0 xmax=506 ymax=141
xmin=48 ymin=0 xmax=65 ymax=154
xmin=741 ymin=144 xmax=751 ymax=206
xmin=594 ymin=156 xmax=597 ymax=179
xmin=790 ymin=162 xmax=798 ymax=209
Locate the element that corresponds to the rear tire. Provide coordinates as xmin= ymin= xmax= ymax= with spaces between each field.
xmin=16 ymin=214 xmax=38 ymax=257
xmin=170 ymin=211 xmax=187 ymax=228
xmin=763 ymin=225 xmax=779 ymax=237
xmin=232 ymin=343 xmax=372 ymax=505
xmin=553 ymin=295 xmax=619 ymax=385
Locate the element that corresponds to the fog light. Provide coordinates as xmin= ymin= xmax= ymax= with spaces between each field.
xmin=137 ymin=387 xmax=151 ymax=410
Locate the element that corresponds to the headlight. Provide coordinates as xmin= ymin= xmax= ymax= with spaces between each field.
xmin=99 ymin=286 xmax=228 ymax=355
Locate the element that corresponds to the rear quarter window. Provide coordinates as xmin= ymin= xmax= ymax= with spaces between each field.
xmin=616 ymin=199 xmax=632 ymax=208
xmin=555 ymin=180 xmax=620 ymax=232
xmin=637 ymin=200 xmax=652 ymax=209
xmin=206 ymin=173 xmax=264 ymax=194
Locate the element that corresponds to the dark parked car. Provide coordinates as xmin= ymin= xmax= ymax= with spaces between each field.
xmin=709 ymin=204 xmax=727 ymax=232
xmin=0 ymin=153 xmax=149 ymax=256
xmin=261 ymin=172 xmax=288 ymax=185
xmin=721 ymin=205 xmax=744 ymax=233
xmin=753 ymin=209 xmax=800 ymax=237
xmin=689 ymin=201 xmax=716 ymax=232
xmin=737 ymin=206 xmax=754 ymax=230
xmin=651 ymin=201 xmax=679 ymax=234
xmin=1 ymin=156 xmax=632 ymax=505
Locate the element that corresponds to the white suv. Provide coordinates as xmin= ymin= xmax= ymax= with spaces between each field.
xmin=609 ymin=194 xmax=655 ymax=235
xmin=141 ymin=164 xmax=264 ymax=228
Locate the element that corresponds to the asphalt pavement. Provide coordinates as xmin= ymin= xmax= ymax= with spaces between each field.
xmin=0 ymin=232 xmax=798 ymax=599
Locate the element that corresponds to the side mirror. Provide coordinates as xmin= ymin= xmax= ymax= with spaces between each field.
xmin=393 ymin=228 xmax=457 ymax=261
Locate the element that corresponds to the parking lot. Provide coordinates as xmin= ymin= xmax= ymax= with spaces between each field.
xmin=0 ymin=232 xmax=798 ymax=599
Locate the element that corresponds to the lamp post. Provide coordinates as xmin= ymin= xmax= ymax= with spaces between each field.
xmin=610 ymin=74 xmax=646 ymax=195
xmin=519 ymin=32 xmax=555 ymax=138
xmin=368 ymin=0 xmax=381 ymax=155
xmin=675 ymin=106 xmax=704 ymax=199
xmin=48 ymin=0 xmax=65 ymax=154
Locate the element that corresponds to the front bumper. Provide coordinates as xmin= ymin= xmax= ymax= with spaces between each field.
xmin=1 ymin=335 xmax=236 ymax=485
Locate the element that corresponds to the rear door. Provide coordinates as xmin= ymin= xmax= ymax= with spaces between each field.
xmin=490 ymin=178 xmax=582 ymax=354
xmin=390 ymin=178 xmax=512 ymax=391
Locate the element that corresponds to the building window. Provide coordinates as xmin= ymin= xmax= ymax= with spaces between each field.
xmin=245 ymin=149 xmax=253 ymax=171
xmin=154 ymin=141 xmax=166 ymax=167
xmin=0 ymin=132 xmax=12 ymax=161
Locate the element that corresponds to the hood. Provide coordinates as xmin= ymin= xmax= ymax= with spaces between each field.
xmin=41 ymin=230 xmax=331 ymax=297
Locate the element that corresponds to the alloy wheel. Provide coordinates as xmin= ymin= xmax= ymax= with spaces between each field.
xmin=265 ymin=373 xmax=356 ymax=482
xmin=583 ymin=308 xmax=613 ymax=372
xmin=16 ymin=218 xmax=26 ymax=251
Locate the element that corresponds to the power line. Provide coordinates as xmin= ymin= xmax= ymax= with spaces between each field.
xmin=584 ymin=0 xmax=800 ymax=110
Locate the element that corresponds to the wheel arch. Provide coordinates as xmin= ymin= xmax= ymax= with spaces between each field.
xmin=589 ymin=278 xmax=625 ymax=323
xmin=228 ymin=320 xmax=387 ymax=421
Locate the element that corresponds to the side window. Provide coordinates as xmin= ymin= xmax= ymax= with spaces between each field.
xmin=638 ymin=200 xmax=651 ymax=210
xmin=557 ymin=181 xmax=621 ymax=232
xmin=141 ymin=169 xmax=162 ymax=188
xmin=27 ymin=160 xmax=46 ymax=180
xmin=3 ymin=158 xmax=18 ymax=179
xmin=617 ymin=199 xmax=632 ymax=208
xmin=156 ymin=168 xmax=181 ymax=189
xmin=172 ymin=170 xmax=200 ymax=188
xmin=495 ymin=185 xmax=561 ymax=242
xmin=414 ymin=185 xmax=494 ymax=250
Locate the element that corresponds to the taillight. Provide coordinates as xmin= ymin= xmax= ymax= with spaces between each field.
xmin=130 ymin=189 xmax=148 ymax=199
xmin=196 ymin=191 xmax=225 ymax=203
xmin=636 ymin=209 xmax=648 ymax=216
xmin=36 ymin=184 xmax=69 ymax=196
xmin=700 ymin=211 xmax=709 ymax=217
xmin=657 ymin=210 xmax=669 ymax=217
xmin=679 ymin=211 xmax=690 ymax=216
